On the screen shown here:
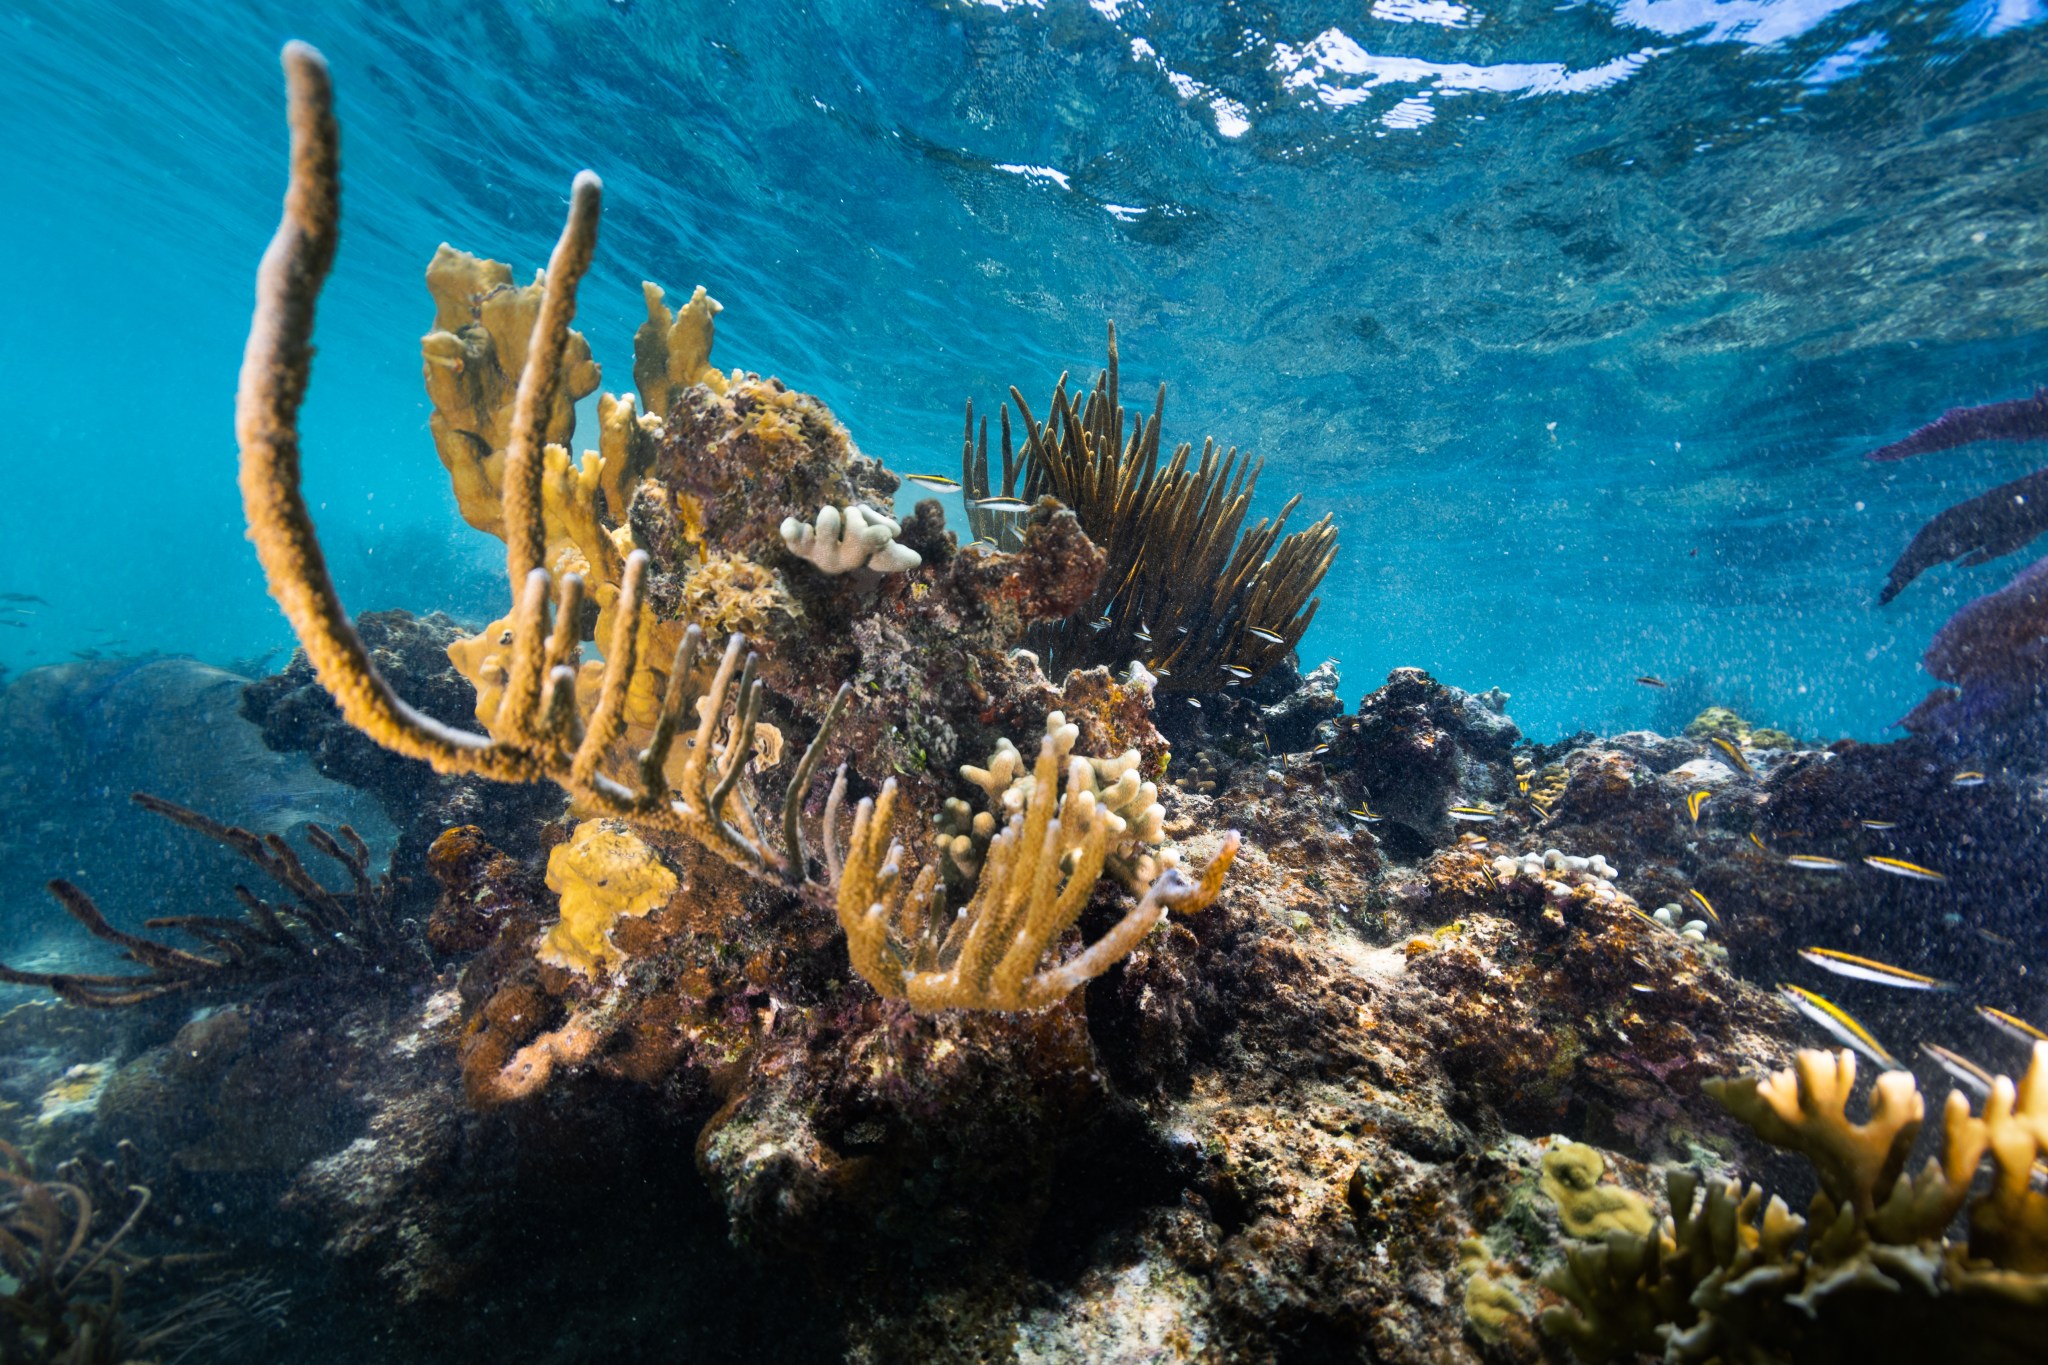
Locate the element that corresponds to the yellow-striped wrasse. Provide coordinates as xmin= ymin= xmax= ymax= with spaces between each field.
xmin=905 ymin=473 xmax=963 ymax=492
xmin=1920 ymin=1043 xmax=1994 ymax=1098
xmin=1863 ymin=855 xmax=1946 ymax=883
xmin=1447 ymin=806 xmax=1499 ymax=823
xmin=1709 ymin=736 xmax=1754 ymax=775
xmin=1686 ymin=888 xmax=1721 ymax=927
xmin=1778 ymin=983 xmax=1899 ymax=1069
xmin=1628 ymin=906 xmax=1673 ymax=935
xmin=1220 ymin=664 xmax=1254 ymax=681
xmin=1978 ymin=1005 xmax=2048 ymax=1046
xmin=1797 ymin=947 xmax=1952 ymax=991
xmin=1952 ymin=771 xmax=1987 ymax=787
xmin=1247 ymin=627 xmax=1287 ymax=645
xmin=1784 ymin=854 xmax=1849 ymax=872
xmin=1685 ymin=790 xmax=1711 ymax=824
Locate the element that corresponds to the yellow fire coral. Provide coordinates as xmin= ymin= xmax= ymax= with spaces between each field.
xmin=1539 ymin=1045 xmax=2048 ymax=1363
xmin=422 ymin=244 xmax=602 ymax=538
xmin=537 ymin=820 xmax=679 ymax=977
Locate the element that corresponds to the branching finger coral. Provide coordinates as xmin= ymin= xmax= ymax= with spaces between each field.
xmin=963 ymin=325 xmax=1337 ymax=691
xmin=828 ymin=714 xmax=1240 ymax=1011
xmin=0 ymin=792 xmax=418 ymax=1008
xmin=234 ymin=43 xmax=846 ymax=885
xmin=1536 ymin=1045 xmax=2048 ymax=1364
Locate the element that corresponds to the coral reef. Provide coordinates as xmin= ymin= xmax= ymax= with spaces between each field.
xmin=1539 ymin=1046 xmax=2048 ymax=1363
xmin=15 ymin=37 xmax=2038 ymax=1365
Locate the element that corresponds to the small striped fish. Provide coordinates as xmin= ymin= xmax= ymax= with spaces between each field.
xmin=1798 ymin=947 xmax=1951 ymax=991
xmin=1779 ymin=983 xmax=1899 ymax=1069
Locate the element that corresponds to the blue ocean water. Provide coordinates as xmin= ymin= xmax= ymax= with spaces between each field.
xmin=2 ymin=0 xmax=2045 ymax=746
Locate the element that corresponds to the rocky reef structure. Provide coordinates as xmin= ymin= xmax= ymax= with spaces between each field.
xmin=961 ymin=326 xmax=1337 ymax=692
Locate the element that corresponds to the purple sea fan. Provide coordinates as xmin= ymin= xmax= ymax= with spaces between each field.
xmin=1868 ymin=386 xmax=2048 ymax=462
xmin=1899 ymin=553 xmax=2048 ymax=741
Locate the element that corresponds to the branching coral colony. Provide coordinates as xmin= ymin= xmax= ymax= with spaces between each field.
xmin=231 ymin=43 xmax=1239 ymax=1021
xmin=963 ymin=325 xmax=1337 ymax=691
xmin=1538 ymin=1046 xmax=2048 ymax=1364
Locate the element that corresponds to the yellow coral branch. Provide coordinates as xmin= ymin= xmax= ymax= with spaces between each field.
xmin=234 ymin=42 xmax=843 ymax=886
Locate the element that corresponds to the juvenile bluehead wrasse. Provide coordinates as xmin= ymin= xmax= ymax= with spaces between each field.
xmin=1134 ymin=624 xmax=1154 ymax=644
xmin=1150 ymin=665 xmax=1170 ymax=677
xmin=1635 ymin=675 xmax=1669 ymax=688
xmin=1748 ymin=831 xmax=1770 ymax=853
xmin=968 ymin=537 xmax=998 ymax=550
xmin=1709 ymin=736 xmax=1754 ymax=775
xmin=1798 ymin=947 xmax=1952 ymax=991
xmin=1778 ymin=983 xmax=1899 ymax=1069
xmin=1447 ymin=806 xmax=1498 ymax=823
xmin=1978 ymin=1005 xmax=2048 ymax=1046
xmin=1921 ymin=1043 xmax=1994 ymax=1097
xmin=1348 ymin=806 xmax=1384 ymax=824
xmin=1952 ymin=771 xmax=1987 ymax=787
xmin=973 ymin=495 xmax=1033 ymax=512
xmin=1176 ymin=625 xmax=1191 ymax=635
xmin=1186 ymin=698 xmax=1201 ymax=709
xmin=1628 ymin=906 xmax=1673 ymax=935
xmin=1220 ymin=664 xmax=1254 ymax=681
xmin=1858 ymin=819 xmax=1898 ymax=830
xmin=1090 ymin=615 xmax=1112 ymax=631
xmin=1311 ymin=743 xmax=1333 ymax=759
xmin=1977 ymin=927 xmax=2017 ymax=948
xmin=1248 ymin=627 xmax=1287 ymax=645
xmin=1685 ymin=790 xmax=1711 ymax=824
xmin=1458 ymin=833 xmax=1489 ymax=850
xmin=905 ymin=473 xmax=963 ymax=492
xmin=1631 ymin=982 xmax=1658 ymax=992
xmin=1863 ymin=855 xmax=1946 ymax=883
xmin=1224 ymin=679 xmax=1241 ymax=687
xmin=1784 ymin=854 xmax=1849 ymax=872
xmin=1687 ymin=888 xmax=1721 ymax=927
